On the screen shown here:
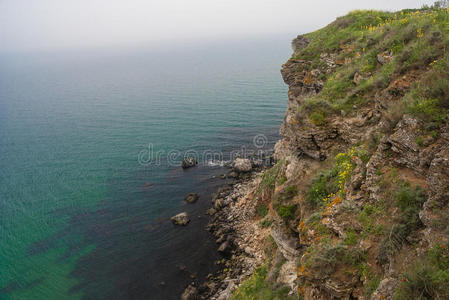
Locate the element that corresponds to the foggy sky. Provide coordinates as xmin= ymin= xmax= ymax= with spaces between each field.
xmin=0 ymin=0 xmax=436 ymax=52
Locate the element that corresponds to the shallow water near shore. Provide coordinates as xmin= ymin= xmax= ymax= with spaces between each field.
xmin=0 ymin=37 xmax=290 ymax=299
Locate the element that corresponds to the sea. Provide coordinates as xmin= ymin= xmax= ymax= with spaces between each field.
xmin=0 ymin=36 xmax=291 ymax=299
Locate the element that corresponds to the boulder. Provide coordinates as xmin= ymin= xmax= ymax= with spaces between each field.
xmin=184 ymin=193 xmax=199 ymax=204
xmin=271 ymin=223 xmax=300 ymax=260
xmin=216 ymin=280 xmax=236 ymax=300
xmin=181 ymin=284 xmax=199 ymax=300
xmin=218 ymin=241 xmax=232 ymax=255
xmin=377 ymin=51 xmax=393 ymax=65
xmin=206 ymin=208 xmax=217 ymax=215
xmin=292 ymin=35 xmax=310 ymax=53
xmin=182 ymin=157 xmax=197 ymax=169
xmin=388 ymin=116 xmax=421 ymax=171
xmin=227 ymin=170 xmax=238 ymax=178
xmin=251 ymin=159 xmax=264 ymax=168
xmin=233 ymin=158 xmax=252 ymax=173
xmin=371 ymin=278 xmax=398 ymax=300
xmin=353 ymin=72 xmax=365 ymax=85
xmin=171 ymin=212 xmax=190 ymax=226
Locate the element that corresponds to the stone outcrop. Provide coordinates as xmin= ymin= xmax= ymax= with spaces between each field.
xmin=184 ymin=193 xmax=200 ymax=204
xmin=181 ymin=284 xmax=199 ymax=300
xmin=232 ymin=158 xmax=252 ymax=173
xmin=291 ymin=35 xmax=310 ymax=54
xmin=376 ymin=51 xmax=393 ymax=65
xmin=270 ymin=222 xmax=300 ymax=261
xmin=182 ymin=157 xmax=198 ymax=169
xmin=170 ymin=212 xmax=190 ymax=226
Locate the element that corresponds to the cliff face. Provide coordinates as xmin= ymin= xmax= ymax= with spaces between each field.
xmin=231 ymin=8 xmax=449 ymax=300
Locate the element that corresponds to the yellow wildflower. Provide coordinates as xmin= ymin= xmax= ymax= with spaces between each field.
xmin=417 ymin=28 xmax=424 ymax=38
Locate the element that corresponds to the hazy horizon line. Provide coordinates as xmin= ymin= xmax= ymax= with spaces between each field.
xmin=1 ymin=0 xmax=434 ymax=55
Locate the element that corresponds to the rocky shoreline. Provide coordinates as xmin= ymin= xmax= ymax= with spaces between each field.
xmin=179 ymin=158 xmax=274 ymax=300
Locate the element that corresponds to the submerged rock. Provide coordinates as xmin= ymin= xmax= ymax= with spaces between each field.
xmin=143 ymin=182 xmax=153 ymax=188
xmin=233 ymin=158 xmax=252 ymax=173
xmin=182 ymin=157 xmax=198 ymax=169
xmin=171 ymin=212 xmax=190 ymax=226
xmin=184 ymin=193 xmax=199 ymax=204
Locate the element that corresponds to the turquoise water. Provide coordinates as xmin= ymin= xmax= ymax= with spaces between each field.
xmin=0 ymin=37 xmax=290 ymax=299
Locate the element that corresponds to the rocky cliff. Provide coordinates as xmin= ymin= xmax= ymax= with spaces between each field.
xmin=226 ymin=7 xmax=449 ymax=300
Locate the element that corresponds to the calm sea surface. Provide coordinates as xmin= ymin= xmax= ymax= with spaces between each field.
xmin=0 ymin=37 xmax=290 ymax=299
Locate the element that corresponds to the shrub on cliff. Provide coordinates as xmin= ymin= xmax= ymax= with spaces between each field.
xmin=306 ymin=148 xmax=356 ymax=207
xmin=231 ymin=265 xmax=299 ymax=300
xmin=306 ymin=169 xmax=339 ymax=207
xmin=296 ymin=98 xmax=335 ymax=125
xmin=258 ymin=160 xmax=283 ymax=194
xmin=276 ymin=204 xmax=297 ymax=221
xmin=377 ymin=182 xmax=426 ymax=265
xmin=303 ymin=240 xmax=345 ymax=276
xmin=272 ymin=185 xmax=298 ymax=210
xmin=395 ymin=243 xmax=449 ymax=299
xmin=404 ymin=53 xmax=449 ymax=126
xmin=256 ymin=205 xmax=268 ymax=218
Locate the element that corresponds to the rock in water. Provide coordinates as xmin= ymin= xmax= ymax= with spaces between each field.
xmin=171 ymin=212 xmax=190 ymax=226
xmin=184 ymin=193 xmax=199 ymax=203
xmin=233 ymin=158 xmax=252 ymax=173
xmin=181 ymin=284 xmax=198 ymax=300
xmin=218 ymin=241 xmax=232 ymax=256
xmin=227 ymin=170 xmax=238 ymax=178
xmin=182 ymin=157 xmax=197 ymax=169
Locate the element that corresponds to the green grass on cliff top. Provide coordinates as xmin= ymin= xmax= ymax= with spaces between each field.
xmin=296 ymin=8 xmax=449 ymax=63
xmin=293 ymin=7 xmax=449 ymax=126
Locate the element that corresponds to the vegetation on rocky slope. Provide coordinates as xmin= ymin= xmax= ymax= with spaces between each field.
xmin=232 ymin=3 xmax=449 ymax=299
xmin=295 ymin=6 xmax=449 ymax=127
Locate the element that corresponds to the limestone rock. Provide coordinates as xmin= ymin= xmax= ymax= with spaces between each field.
xmin=277 ymin=260 xmax=298 ymax=291
xmin=227 ymin=170 xmax=238 ymax=178
xmin=184 ymin=193 xmax=199 ymax=204
xmin=218 ymin=241 xmax=232 ymax=255
xmin=171 ymin=212 xmax=190 ymax=226
xmin=182 ymin=157 xmax=198 ymax=169
xmin=181 ymin=284 xmax=199 ymax=300
xmin=377 ymin=51 xmax=393 ymax=65
xmin=426 ymin=147 xmax=449 ymax=205
xmin=388 ymin=116 xmax=421 ymax=171
xmin=270 ymin=223 xmax=300 ymax=260
xmin=233 ymin=158 xmax=252 ymax=173
xmin=216 ymin=280 xmax=236 ymax=300
xmin=371 ymin=278 xmax=398 ymax=300
xmin=353 ymin=72 xmax=365 ymax=85
xmin=292 ymin=35 xmax=310 ymax=53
